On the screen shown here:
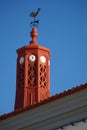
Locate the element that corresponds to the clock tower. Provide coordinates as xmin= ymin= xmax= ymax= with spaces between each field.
xmin=14 ymin=28 xmax=50 ymax=110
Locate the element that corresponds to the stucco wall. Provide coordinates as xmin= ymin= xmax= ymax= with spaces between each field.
xmin=57 ymin=121 xmax=87 ymax=130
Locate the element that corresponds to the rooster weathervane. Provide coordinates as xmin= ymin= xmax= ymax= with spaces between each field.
xmin=30 ymin=8 xmax=40 ymax=27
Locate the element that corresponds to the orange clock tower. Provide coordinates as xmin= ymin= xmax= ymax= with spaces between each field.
xmin=14 ymin=28 xmax=50 ymax=110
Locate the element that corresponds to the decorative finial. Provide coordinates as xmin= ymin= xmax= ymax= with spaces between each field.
xmin=30 ymin=8 xmax=40 ymax=28
xmin=30 ymin=28 xmax=38 ymax=45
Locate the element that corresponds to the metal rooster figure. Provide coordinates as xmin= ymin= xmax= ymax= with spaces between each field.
xmin=30 ymin=8 xmax=40 ymax=28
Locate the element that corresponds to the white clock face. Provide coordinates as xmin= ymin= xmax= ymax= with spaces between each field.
xmin=19 ymin=57 xmax=24 ymax=64
xmin=40 ymin=56 xmax=46 ymax=63
xmin=29 ymin=55 xmax=36 ymax=62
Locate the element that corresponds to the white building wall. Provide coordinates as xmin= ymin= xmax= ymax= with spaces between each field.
xmin=57 ymin=121 xmax=87 ymax=130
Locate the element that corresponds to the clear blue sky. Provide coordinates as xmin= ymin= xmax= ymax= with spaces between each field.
xmin=0 ymin=0 xmax=87 ymax=115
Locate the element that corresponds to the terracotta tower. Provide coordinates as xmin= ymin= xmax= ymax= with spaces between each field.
xmin=14 ymin=28 xmax=50 ymax=110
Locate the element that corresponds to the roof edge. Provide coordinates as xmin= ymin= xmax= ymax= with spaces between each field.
xmin=0 ymin=83 xmax=87 ymax=120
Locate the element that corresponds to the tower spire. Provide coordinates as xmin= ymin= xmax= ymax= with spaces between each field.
xmin=30 ymin=28 xmax=38 ymax=45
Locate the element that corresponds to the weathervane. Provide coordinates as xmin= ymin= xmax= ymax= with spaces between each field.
xmin=30 ymin=8 xmax=40 ymax=28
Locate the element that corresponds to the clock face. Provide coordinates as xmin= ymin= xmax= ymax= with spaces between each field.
xmin=19 ymin=57 xmax=24 ymax=64
xmin=29 ymin=55 xmax=36 ymax=62
xmin=40 ymin=56 xmax=46 ymax=63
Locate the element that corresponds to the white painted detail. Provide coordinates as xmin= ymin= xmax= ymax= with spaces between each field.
xmin=40 ymin=56 xmax=46 ymax=63
xmin=29 ymin=55 xmax=36 ymax=62
xmin=19 ymin=57 xmax=24 ymax=64
xmin=48 ymin=60 xmax=50 ymax=66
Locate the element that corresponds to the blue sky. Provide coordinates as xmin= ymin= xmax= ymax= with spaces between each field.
xmin=0 ymin=0 xmax=87 ymax=115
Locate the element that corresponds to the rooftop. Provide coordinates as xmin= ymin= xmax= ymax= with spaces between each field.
xmin=0 ymin=83 xmax=87 ymax=121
